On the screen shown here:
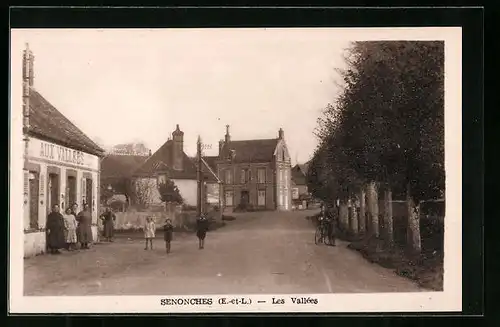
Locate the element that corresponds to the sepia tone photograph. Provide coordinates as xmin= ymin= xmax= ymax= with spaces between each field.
xmin=9 ymin=27 xmax=462 ymax=313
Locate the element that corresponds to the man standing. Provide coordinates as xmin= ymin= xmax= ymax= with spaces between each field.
xmin=77 ymin=203 xmax=93 ymax=249
xmin=46 ymin=204 xmax=66 ymax=254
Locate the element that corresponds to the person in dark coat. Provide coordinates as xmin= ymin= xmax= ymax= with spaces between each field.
xmin=77 ymin=203 xmax=93 ymax=249
xmin=46 ymin=204 xmax=66 ymax=254
xmin=163 ymin=218 xmax=174 ymax=254
xmin=100 ymin=207 xmax=116 ymax=242
xmin=196 ymin=214 xmax=209 ymax=249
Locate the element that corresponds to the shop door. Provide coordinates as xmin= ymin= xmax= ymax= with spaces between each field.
xmin=86 ymin=178 xmax=93 ymax=212
xmin=48 ymin=173 xmax=59 ymax=212
xmin=29 ymin=172 xmax=39 ymax=229
xmin=67 ymin=176 xmax=77 ymax=208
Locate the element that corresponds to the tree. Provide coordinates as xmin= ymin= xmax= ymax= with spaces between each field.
xmin=158 ymin=179 xmax=183 ymax=205
xmin=309 ymin=41 xmax=444 ymax=254
xmin=158 ymin=178 xmax=184 ymax=227
xmin=133 ymin=178 xmax=157 ymax=207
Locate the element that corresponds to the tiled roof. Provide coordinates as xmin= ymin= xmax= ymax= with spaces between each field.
xmin=220 ymin=139 xmax=279 ymax=163
xmin=28 ymin=89 xmax=105 ymax=156
xmin=132 ymin=140 xmax=198 ymax=179
xmin=101 ymin=154 xmax=149 ymax=179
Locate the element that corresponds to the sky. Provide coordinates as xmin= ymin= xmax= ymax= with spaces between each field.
xmin=11 ymin=28 xmax=354 ymax=164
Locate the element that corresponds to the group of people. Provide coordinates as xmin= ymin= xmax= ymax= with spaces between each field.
xmin=143 ymin=214 xmax=209 ymax=254
xmin=46 ymin=203 xmax=211 ymax=255
xmin=45 ymin=203 xmax=94 ymax=254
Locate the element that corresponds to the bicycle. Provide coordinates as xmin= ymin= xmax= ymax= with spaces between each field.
xmin=315 ymin=220 xmax=331 ymax=245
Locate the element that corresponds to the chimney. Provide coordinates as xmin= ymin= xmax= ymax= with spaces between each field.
xmin=278 ymin=128 xmax=284 ymax=139
xmin=171 ymin=124 xmax=184 ymax=171
xmin=148 ymin=149 xmax=152 ymax=156
xmin=22 ymin=43 xmax=32 ymax=135
xmin=225 ymin=125 xmax=231 ymax=143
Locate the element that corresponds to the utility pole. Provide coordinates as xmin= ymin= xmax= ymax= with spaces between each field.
xmin=197 ymin=135 xmax=202 ymax=217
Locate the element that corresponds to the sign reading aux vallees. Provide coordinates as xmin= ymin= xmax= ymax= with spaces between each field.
xmin=28 ymin=137 xmax=99 ymax=171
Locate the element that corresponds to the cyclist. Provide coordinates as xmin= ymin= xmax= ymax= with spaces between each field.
xmin=318 ymin=204 xmax=330 ymax=244
xmin=326 ymin=206 xmax=336 ymax=246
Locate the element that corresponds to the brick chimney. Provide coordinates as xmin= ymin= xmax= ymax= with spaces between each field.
xmin=171 ymin=124 xmax=184 ymax=171
xmin=278 ymin=128 xmax=284 ymax=139
xmin=225 ymin=125 xmax=231 ymax=143
xmin=22 ymin=43 xmax=33 ymax=135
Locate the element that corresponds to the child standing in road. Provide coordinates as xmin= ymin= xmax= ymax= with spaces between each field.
xmin=196 ymin=214 xmax=208 ymax=250
xmin=163 ymin=218 xmax=173 ymax=254
xmin=144 ymin=216 xmax=156 ymax=250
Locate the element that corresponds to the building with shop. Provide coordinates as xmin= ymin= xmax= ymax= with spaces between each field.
xmin=132 ymin=125 xmax=219 ymax=208
xmin=21 ymin=45 xmax=105 ymax=257
xmin=216 ymin=126 xmax=292 ymax=211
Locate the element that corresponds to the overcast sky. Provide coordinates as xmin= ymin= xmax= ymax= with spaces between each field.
xmin=15 ymin=28 xmax=461 ymax=165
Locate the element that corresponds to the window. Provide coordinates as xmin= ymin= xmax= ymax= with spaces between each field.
xmin=225 ymin=191 xmax=233 ymax=206
xmin=225 ymin=169 xmax=232 ymax=184
xmin=258 ymin=190 xmax=266 ymax=206
xmin=282 ymin=149 xmax=285 ymax=161
xmin=240 ymin=169 xmax=247 ymax=184
xmin=257 ymin=168 xmax=266 ymax=184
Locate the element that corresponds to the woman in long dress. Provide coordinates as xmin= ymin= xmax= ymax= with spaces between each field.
xmin=46 ymin=204 xmax=66 ymax=254
xmin=77 ymin=204 xmax=93 ymax=249
xmin=100 ymin=207 xmax=116 ymax=242
xmin=63 ymin=207 xmax=78 ymax=251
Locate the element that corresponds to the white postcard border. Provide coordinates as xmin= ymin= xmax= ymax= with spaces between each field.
xmin=9 ymin=27 xmax=462 ymax=313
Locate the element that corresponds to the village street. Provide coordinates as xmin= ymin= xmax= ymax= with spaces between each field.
xmin=24 ymin=210 xmax=424 ymax=295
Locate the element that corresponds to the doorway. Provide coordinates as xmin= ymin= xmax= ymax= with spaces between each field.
xmin=47 ymin=173 xmax=59 ymax=212
xmin=67 ymin=176 xmax=77 ymax=208
xmin=29 ymin=172 xmax=39 ymax=229
xmin=240 ymin=190 xmax=249 ymax=209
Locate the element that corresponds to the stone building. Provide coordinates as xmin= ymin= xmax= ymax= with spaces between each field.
xmin=21 ymin=44 xmax=105 ymax=257
xmin=216 ymin=125 xmax=292 ymax=211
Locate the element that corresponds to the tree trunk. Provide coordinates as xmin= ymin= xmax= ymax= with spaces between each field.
xmin=339 ymin=201 xmax=349 ymax=233
xmin=383 ymin=186 xmax=394 ymax=246
xmin=359 ymin=186 xmax=366 ymax=235
xmin=349 ymin=197 xmax=358 ymax=236
xmin=366 ymin=181 xmax=379 ymax=238
xmin=406 ymin=183 xmax=422 ymax=255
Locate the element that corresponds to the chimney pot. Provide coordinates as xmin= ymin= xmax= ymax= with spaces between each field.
xmin=225 ymin=125 xmax=231 ymax=143
xmin=278 ymin=128 xmax=284 ymax=139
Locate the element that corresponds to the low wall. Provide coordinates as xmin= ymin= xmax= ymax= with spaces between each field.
xmin=24 ymin=231 xmax=46 ymax=258
xmin=113 ymin=210 xmax=202 ymax=231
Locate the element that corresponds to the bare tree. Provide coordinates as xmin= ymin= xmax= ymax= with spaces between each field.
xmin=132 ymin=178 xmax=157 ymax=208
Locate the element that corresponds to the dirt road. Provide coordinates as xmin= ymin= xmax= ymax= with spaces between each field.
xmin=24 ymin=210 xmax=424 ymax=295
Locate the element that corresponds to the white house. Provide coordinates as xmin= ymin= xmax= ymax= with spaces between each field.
xmin=21 ymin=44 xmax=105 ymax=257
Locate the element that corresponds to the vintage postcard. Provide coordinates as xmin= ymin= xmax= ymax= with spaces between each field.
xmin=9 ymin=27 xmax=462 ymax=313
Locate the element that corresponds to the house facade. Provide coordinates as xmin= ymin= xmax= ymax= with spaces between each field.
xmin=21 ymin=45 xmax=105 ymax=257
xmin=216 ymin=126 xmax=292 ymax=211
xmin=132 ymin=125 xmax=218 ymax=207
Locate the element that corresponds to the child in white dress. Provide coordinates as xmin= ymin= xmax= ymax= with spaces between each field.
xmin=144 ymin=216 xmax=156 ymax=250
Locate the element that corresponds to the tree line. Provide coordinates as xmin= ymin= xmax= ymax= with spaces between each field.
xmin=307 ymin=41 xmax=445 ymax=255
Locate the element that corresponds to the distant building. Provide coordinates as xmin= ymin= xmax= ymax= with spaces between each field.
xmin=291 ymin=163 xmax=311 ymax=205
xmin=100 ymin=153 xmax=150 ymax=206
xmin=132 ymin=125 xmax=218 ymax=207
xmin=21 ymin=44 xmax=105 ymax=257
xmin=215 ymin=125 xmax=292 ymax=211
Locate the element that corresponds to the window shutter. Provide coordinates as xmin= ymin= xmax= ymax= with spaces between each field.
xmin=81 ymin=178 xmax=86 ymax=204
xmin=23 ymin=171 xmax=29 ymax=196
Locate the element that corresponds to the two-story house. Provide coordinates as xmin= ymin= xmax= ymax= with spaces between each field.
xmin=216 ymin=126 xmax=292 ymax=211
